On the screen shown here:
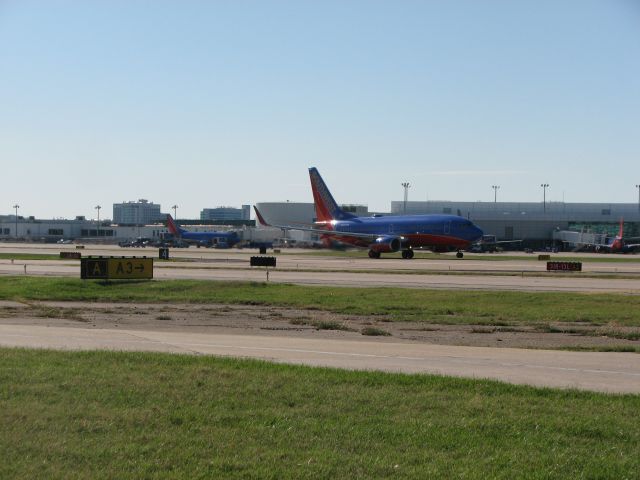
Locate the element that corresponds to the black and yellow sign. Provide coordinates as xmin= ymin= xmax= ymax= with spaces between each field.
xmin=81 ymin=257 xmax=153 ymax=280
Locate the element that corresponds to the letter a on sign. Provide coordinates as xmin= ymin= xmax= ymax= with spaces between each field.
xmin=92 ymin=262 xmax=103 ymax=276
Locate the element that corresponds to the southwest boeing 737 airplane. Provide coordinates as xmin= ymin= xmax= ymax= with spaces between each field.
xmin=166 ymin=214 xmax=239 ymax=248
xmin=254 ymin=167 xmax=484 ymax=259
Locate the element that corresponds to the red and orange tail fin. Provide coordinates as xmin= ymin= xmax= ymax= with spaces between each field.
xmin=618 ymin=218 xmax=625 ymax=238
xmin=253 ymin=206 xmax=271 ymax=227
xmin=308 ymin=167 xmax=355 ymax=222
xmin=166 ymin=214 xmax=181 ymax=235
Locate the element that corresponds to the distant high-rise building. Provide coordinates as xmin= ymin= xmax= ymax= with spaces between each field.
xmin=200 ymin=205 xmax=250 ymax=222
xmin=113 ymin=199 xmax=163 ymax=225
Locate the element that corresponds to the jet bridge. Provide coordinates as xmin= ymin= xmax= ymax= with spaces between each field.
xmin=553 ymin=230 xmax=607 ymax=250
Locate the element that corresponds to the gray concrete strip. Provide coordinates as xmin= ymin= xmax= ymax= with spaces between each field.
xmin=1 ymin=324 xmax=639 ymax=394
xmin=2 ymin=262 xmax=639 ymax=293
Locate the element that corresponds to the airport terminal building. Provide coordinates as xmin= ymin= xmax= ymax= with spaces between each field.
xmin=391 ymin=201 xmax=640 ymax=244
xmin=2 ymin=200 xmax=639 ymax=248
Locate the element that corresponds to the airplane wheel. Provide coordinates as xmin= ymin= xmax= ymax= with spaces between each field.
xmin=368 ymin=250 xmax=381 ymax=259
xmin=402 ymin=249 xmax=414 ymax=259
xmin=456 ymin=251 xmax=464 ymax=259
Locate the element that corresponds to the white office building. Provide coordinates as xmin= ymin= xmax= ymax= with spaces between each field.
xmin=113 ymin=199 xmax=163 ymax=225
xmin=200 ymin=205 xmax=251 ymax=221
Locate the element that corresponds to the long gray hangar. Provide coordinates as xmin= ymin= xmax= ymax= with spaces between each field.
xmin=254 ymin=167 xmax=484 ymax=259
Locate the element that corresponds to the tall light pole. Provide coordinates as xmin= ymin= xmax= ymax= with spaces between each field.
xmin=492 ymin=185 xmax=500 ymax=203
xmin=12 ymin=204 xmax=19 ymax=238
xmin=540 ymin=184 xmax=550 ymax=213
xmin=172 ymin=204 xmax=178 ymax=219
xmin=636 ymin=185 xmax=640 ymax=213
xmin=95 ymin=205 xmax=101 ymax=238
xmin=401 ymin=183 xmax=410 ymax=214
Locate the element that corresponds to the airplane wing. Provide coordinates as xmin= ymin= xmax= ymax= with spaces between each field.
xmin=254 ymin=207 xmax=380 ymax=240
xmin=492 ymin=239 xmax=523 ymax=244
xmin=473 ymin=239 xmax=523 ymax=246
xmin=564 ymin=240 xmax=610 ymax=248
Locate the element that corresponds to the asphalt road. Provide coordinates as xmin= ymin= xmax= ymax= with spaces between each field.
xmin=2 ymin=324 xmax=639 ymax=394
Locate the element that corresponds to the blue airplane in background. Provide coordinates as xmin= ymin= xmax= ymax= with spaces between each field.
xmin=254 ymin=167 xmax=484 ymax=259
xmin=166 ymin=214 xmax=239 ymax=248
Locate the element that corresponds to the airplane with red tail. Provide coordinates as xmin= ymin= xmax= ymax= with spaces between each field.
xmin=166 ymin=214 xmax=239 ymax=248
xmin=573 ymin=219 xmax=640 ymax=253
xmin=254 ymin=167 xmax=484 ymax=259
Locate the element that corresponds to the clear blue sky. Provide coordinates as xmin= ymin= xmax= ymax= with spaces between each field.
xmin=1 ymin=1 xmax=639 ymax=219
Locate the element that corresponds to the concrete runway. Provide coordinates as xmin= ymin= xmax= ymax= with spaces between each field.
xmin=2 ymin=324 xmax=639 ymax=394
xmin=1 ymin=256 xmax=639 ymax=293
xmin=3 ymin=242 xmax=640 ymax=274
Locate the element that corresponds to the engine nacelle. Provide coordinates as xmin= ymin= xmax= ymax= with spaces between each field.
xmin=370 ymin=235 xmax=401 ymax=253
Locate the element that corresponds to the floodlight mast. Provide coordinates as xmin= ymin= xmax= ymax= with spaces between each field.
xmin=541 ymin=184 xmax=550 ymax=213
xmin=492 ymin=185 xmax=500 ymax=203
xmin=95 ymin=205 xmax=101 ymax=237
xmin=401 ymin=182 xmax=411 ymax=214
xmin=13 ymin=204 xmax=19 ymax=238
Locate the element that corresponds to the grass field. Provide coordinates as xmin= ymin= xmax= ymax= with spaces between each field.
xmin=1 ymin=348 xmax=638 ymax=479
xmin=0 ymin=253 xmax=62 ymax=261
xmin=1 ymin=276 xmax=639 ymax=327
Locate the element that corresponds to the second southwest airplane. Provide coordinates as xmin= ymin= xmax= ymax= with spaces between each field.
xmin=255 ymin=167 xmax=484 ymax=259
xmin=166 ymin=214 xmax=239 ymax=248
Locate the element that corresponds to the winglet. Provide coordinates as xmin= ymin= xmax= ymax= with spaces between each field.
xmin=254 ymin=206 xmax=271 ymax=227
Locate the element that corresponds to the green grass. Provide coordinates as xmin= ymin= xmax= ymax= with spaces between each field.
xmin=1 ymin=348 xmax=638 ymax=479
xmin=0 ymin=253 xmax=63 ymax=261
xmin=559 ymin=345 xmax=640 ymax=353
xmin=161 ymin=262 xmax=640 ymax=280
xmin=289 ymin=318 xmax=354 ymax=331
xmin=2 ymin=276 xmax=640 ymax=327
xmin=537 ymin=324 xmax=640 ymax=341
xmin=361 ymin=326 xmax=392 ymax=336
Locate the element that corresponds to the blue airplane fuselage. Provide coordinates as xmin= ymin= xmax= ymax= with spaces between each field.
xmin=177 ymin=230 xmax=239 ymax=246
xmin=323 ymin=214 xmax=483 ymax=251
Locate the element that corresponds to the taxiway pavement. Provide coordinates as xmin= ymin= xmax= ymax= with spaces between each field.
xmin=1 ymin=324 xmax=639 ymax=393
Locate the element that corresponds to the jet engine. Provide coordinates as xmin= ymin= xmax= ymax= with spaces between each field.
xmin=370 ymin=235 xmax=402 ymax=253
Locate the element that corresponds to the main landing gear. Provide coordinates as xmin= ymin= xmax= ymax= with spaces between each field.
xmin=368 ymin=249 xmax=415 ymax=259
xmin=456 ymin=250 xmax=464 ymax=259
